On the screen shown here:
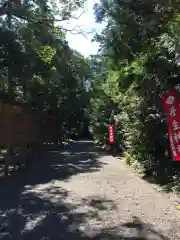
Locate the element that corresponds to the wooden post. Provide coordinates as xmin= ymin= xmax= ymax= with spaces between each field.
xmin=4 ymin=104 xmax=14 ymax=176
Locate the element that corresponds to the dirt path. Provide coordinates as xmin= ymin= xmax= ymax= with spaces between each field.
xmin=0 ymin=140 xmax=180 ymax=240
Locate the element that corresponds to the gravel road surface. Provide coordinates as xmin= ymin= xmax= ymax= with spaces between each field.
xmin=0 ymin=140 xmax=180 ymax=240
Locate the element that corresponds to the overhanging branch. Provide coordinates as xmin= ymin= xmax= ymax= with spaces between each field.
xmin=0 ymin=1 xmax=86 ymax=22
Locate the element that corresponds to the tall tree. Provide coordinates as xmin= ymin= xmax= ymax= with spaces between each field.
xmin=0 ymin=0 xmax=90 ymax=142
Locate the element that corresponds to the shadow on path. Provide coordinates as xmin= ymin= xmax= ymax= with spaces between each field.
xmin=0 ymin=140 xmax=169 ymax=239
xmin=0 ymin=140 xmax=106 ymax=187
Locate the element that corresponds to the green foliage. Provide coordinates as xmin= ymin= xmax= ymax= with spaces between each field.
xmin=0 ymin=0 xmax=90 ymax=142
xmin=89 ymin=0 xmax=180 ymax=183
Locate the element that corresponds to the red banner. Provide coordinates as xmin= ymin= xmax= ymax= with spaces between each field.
xmin=161 ymin=88 xmax=180 ymax=161
xmin=108 ymin=124 xmax=114 ymax=144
